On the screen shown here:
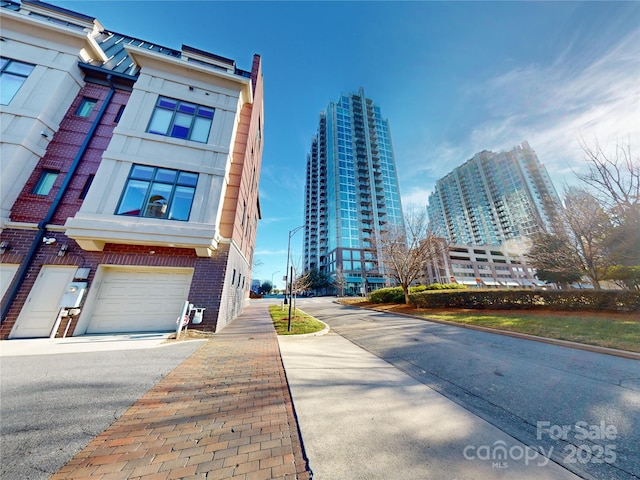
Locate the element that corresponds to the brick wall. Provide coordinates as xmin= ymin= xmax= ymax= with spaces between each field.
xmin=0 ymin=230 xmax=237 ymax=338
xmin=9 ymin=84 xmax=130 ymax=224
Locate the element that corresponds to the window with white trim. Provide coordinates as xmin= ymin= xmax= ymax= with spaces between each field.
xmin=116 ymin=165 xmax=198 ymax=221
xmin=1 ymin=58 xmax=35 ymax=105
xmin=147 ymin=96 xmax=214 ymax=143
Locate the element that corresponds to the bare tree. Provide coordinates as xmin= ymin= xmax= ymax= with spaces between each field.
xmin=292 ymin=270 xmax=313 ymax=293
xmin=571 ymin=139 xmax=640 ymax=287
xmin=563 ymin=188 xmax=614 ymax=289
xmin=377 ymin=208 xmax=448 ymax=304
xmin=577 ymin=138 xmax=639 ymax=219
xmin=284 ymin=269 xmax=313 ymax=332
xmin=333 ymin=267 xmax=346 ymax=297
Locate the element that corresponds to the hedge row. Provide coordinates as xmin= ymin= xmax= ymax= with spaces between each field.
xmin=369 ymin=283 xmax=467 ymax=304
xmin=409 ymin=289 xmax=640 ymax=312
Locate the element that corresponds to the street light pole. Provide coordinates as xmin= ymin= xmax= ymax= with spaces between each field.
xmin=284 ymin=225 xmax=304 ymax=305
xmin=271 ymin=270 xmax=280 ymax=292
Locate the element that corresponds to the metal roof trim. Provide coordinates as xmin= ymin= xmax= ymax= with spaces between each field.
xmin=125 ymin=43 xmax=252 ymax=86
xmin=22 ymin=0 xmax=95 ymax=24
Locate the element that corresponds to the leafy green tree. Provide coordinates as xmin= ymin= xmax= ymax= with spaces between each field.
xmin=603 ymin=265 xmax=640 ymax=290
xmin=303 ymin=268 xmax=330 ymax=293
xmin=527 ymin=233 xmax=583 ymax=288
xmin=603 ymin=204 xmax=640 ymax=267
xmin=259 ymin=280 xmax=273 ymax=295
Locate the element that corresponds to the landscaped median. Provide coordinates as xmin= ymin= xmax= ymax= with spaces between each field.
xmin=269 ymin=304 xmax=327 ymax=335
xmin=340 ymin=297 xmax=640 ymax=354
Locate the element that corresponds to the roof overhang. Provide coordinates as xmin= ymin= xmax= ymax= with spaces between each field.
xmin=125 ymin=44 xmax=253 ymax=105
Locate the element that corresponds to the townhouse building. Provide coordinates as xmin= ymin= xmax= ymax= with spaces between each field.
xmin=0 ymin=1 xmax=264 ymax=338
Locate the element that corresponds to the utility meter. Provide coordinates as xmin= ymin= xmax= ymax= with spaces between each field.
xmin=192 ymin=308 xmax=206 ymax=324
xmin=59 ymin=282 xmax=87 ymax=308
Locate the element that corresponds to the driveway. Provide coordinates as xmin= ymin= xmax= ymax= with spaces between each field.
xmin=0 ymin=335 xmax=203 ymax=480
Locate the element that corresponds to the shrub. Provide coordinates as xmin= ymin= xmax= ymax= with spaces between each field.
xmin=369 ymin=284 xmax=469 ymax=303
xmin=369 ymin=287 xmax=405 ymax=303
xmin=424 ymin=283 xmax=468 ymax=290
xmin=409 ymin=289 xmax=640 ymax=312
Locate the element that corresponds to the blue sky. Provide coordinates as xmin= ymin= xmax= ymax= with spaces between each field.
xmin=55 ymin=1 xmax=640 ymax=289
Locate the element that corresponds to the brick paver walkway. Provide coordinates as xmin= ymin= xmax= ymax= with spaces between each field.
xmin=50 ymin=303 xmax=312 ymax=480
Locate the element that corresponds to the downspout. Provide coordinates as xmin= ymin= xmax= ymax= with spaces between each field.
xmin=1 ymin=75 xmax=116 ymax=323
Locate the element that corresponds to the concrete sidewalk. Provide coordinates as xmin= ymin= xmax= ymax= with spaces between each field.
xmin=0 ymin=332 xmax=174 ymax=356
xmin=50 ymin=302 xmax=311 ymax=480
xmin=279 ymin=331 xmax=580 ymax=480
xmin=46 ymin=301 xmax=581 ymax=479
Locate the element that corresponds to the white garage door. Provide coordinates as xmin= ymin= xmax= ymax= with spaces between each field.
xmin=87 ymin=267 xmax=193 ymax=334
xmin=10 ymin=266 xmax=77 ymax=338
xmin=1 ymin=264 xmax=19 ymax=299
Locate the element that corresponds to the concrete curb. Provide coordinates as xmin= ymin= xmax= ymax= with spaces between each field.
xmin=345 ymin=303 xmax=640 ymax=361
xmin=280 ymin=318 xmax=330 ymax=338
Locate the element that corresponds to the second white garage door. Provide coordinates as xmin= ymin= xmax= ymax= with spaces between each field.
xmin=87 ymin=267 xmax=194 ymax=334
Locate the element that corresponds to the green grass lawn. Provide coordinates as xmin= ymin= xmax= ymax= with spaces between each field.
xmin=268 ymin=304 xmax=326 ymax=335
xmin=340 ymin=299 xmax=640 ymax=353
xmin=410 ymin=310 xmax=640 ymax=353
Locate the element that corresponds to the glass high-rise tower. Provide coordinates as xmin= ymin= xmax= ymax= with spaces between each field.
xmin=427 ymin=142 xmax=561 ymax=246
xmin=304 ymin=88 xmax=403 ymax=295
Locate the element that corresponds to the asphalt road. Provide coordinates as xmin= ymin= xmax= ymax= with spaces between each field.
xmin=0 ymin=340 xmax=202 ymax=480
xmin=297 ymin=297 xmax=640 ymax=480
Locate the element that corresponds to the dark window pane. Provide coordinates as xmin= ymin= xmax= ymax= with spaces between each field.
xmin=168 ymin=186 xmax=195 ymax=221
xmin=76 ymin=98 xmax=97 ymax=117
xmin=114 ymin=105 xmax=125 ymax=123
xmin=197 ymin=106 xmax=214 ymax=119
xmin=116 ymin=179 xmax=148 ymax=215
xmin=79 ymin=174 xmax=94 ymax=199
xmin=170 ymin=123 xmax=190 ymax=139
xmin=158 ymin=97 xmax=177 ymax=109
xmin=178 ymin=102 xmax=196 ymax=114
xmin=178 ymin=172 xmax=198 ymax=186
xmin=155 ymin=168 xmax=177 ymax=183
xmin=5 ymin=61 xmax=34 ymax=76
xmin=144 ymin=183 xmax=172 ymax=218
xmin=130 ymin=165 xmax=154 ymax=180
xmin=33 ymin=171 xmax=58 ymax=195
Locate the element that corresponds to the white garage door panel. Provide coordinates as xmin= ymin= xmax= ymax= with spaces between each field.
xmin=11 ymin=266 xmax=76 ymax=338
xmin=1 ymin=264 xmax=19 ymax=299
xmin=87 ymin=268 xmax=192 ymax=334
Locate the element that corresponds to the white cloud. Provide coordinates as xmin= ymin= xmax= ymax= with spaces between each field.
xmin=465 ymin=29 xmax=640 ymax=186
xmin=254 ymin=248 xmax=287 ymax=256
xmin=400 ymin=185 xmax=433 ymax=210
